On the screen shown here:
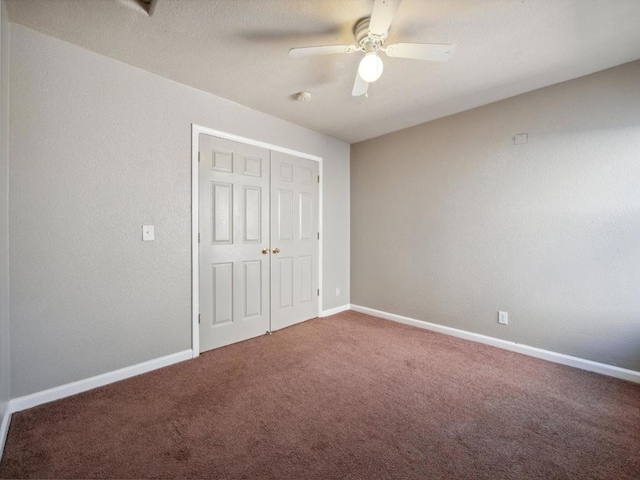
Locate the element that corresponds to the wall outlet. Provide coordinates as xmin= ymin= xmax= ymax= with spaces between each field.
xmin=498 ymin=311 xmax=508 ymax=325
xmin=335 ymin=287 xmax=341 ymax=297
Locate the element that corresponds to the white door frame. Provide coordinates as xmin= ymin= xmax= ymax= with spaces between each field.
xmin=191 ymin=124 xmax=323 ymax=357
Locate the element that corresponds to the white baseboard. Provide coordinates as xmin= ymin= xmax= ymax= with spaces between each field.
xmin=320 ymin=304 xmax=351 ymax=317
xmin=0 ymin=349 xmax=192 ymax=462
xmin=0 ymin=404 xmax=11 ymax=460
xmin=350 ymin=305 xmax=640 ymax=384
xmin=9 ymin=349 xmax=193 ymax=414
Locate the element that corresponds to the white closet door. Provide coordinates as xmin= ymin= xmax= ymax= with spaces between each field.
xmin=270 ymin=151 xmax=320 ymax=331
xmin=198 ymin=134 xmax=270 ymax=352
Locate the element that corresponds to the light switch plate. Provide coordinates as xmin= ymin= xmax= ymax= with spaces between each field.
xmin=142 ymin=225 xmax=155 ymax=241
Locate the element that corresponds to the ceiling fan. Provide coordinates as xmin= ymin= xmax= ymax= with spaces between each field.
xmin=289 ymin=0 xmax=455 ymax=97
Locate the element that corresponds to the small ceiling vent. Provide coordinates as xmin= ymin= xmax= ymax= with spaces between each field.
xmin=118 ymin=0 xmax=158 ymax=17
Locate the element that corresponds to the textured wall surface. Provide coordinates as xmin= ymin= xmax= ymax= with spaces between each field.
xmin=9 ymin=24 xmax=350 ymax=397
xmin=351 ymin=60 xmax=640 ymax=371
xmin=0 ymin=0 xmax=11 ymax=419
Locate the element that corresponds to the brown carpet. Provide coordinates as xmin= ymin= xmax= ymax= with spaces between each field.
xmin=1 ymin=311 xmax=639 ymax=479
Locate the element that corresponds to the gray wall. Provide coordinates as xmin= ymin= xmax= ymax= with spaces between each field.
xmin=351 ymin=60 xmax=640 ymax=371
xmin=0 ymin=0 xmax=9 ymax=418
xmin=9 ymin=24 xmax=350 ymax=397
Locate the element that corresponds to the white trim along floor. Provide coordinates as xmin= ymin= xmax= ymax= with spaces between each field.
xmin=2 ymin=305 xmax=638 ymax=460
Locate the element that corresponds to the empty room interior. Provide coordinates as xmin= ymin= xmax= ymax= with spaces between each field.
xmin=0 ymin=0 xmax=639 ymax=478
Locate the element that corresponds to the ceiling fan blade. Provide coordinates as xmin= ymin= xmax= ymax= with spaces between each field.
xmin=289 ymin=44 xmax=358 ymax=57
xmin=385 ymin=43 xmax=455 ymax=62
xmin=369 ymin=0 xmax=403 ymax=36
xmin=352 ymin=72 xmax=369 ymax=97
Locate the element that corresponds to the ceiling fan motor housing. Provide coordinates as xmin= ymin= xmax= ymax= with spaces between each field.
xmin=354 ymin=17 xmax=387 ymax=50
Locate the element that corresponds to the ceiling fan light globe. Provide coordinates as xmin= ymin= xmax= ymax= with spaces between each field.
xmin=358 ymin=52 xmax=384 ymax=82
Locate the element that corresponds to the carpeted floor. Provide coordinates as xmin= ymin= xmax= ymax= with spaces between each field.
xmin=1 ymin=311 xmax=639 ymax=479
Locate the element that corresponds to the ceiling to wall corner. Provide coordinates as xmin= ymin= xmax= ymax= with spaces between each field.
xmin=6 ymin=0 xmax=640 ymax=143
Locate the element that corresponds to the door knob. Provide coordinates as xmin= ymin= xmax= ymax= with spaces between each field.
xmin=262 ymin=248 xmax=270 ymax=254
xmin=272 ymin=248 xmax=280 ymax=254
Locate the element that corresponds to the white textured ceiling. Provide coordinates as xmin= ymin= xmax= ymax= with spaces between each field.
xmin=6 ymin=0 xmax=640 ymax=143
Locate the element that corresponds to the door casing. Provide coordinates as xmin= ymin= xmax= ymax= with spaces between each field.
xmin=190 ymin=124 xmax=323 ymax=357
